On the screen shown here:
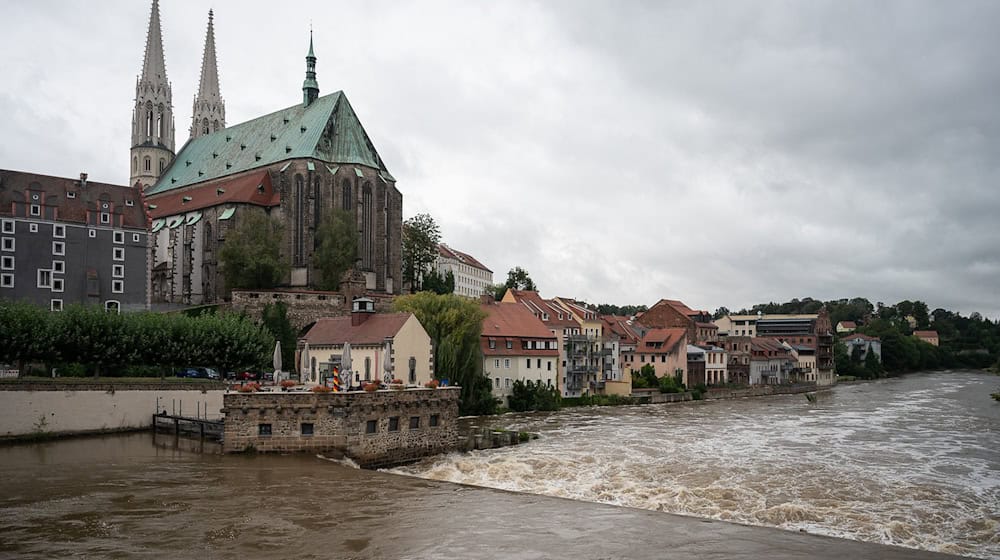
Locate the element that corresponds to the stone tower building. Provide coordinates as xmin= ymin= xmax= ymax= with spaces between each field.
xmin=190 ymin=10 xmax=225 ymax=140
xmin=130 ymin=0 xmax=175 ymax=189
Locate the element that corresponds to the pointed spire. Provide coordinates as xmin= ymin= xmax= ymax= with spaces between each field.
xmin=303 ymin=29 xmax=319 ymax=106
xmin=141 ymin=0 xmax=168 ymax=83
xmin=190 ymin=8 xmax=225 ymax=138
xmin=196 ymin=9 xmax=221 ymax=100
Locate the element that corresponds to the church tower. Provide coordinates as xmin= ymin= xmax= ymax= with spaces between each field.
xmin=130 ymin=0 xmax=175 ymax=189
xmin=302 ymin=31 xmax=319 ymax=106
xmin=190 ymin=10 xmax=225 ymax=139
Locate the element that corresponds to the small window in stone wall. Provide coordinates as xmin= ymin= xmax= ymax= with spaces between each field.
xmin=301 ymin=423 xmax=314 ymax=436
xmin=388 ymin=417 xmax=400 ymax=432
xmin=409 ymin=416 xmax=420 ymax=430
xmin=430 ymin=414 xmax=440 ymax=427
xmin=258 ymin=424 xmax=272 ymax=436
xmin=365 ymin=420 xmax=377 ymax=434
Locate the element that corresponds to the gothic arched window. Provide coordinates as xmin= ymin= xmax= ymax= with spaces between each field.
xmin=156 ymin=115 xmax=163 ymax=138
xmin=144 ymin=156 xmax=151 ymax=172
xmin=159 ymin=158 xmax=166 ymax=173
xmin=342 ymin=179 xmax=352 ymax=211
xmin=202 ymin=118 xmax=209 ymax=135
xmin=132 ymin=157 xmax=138 ymax=172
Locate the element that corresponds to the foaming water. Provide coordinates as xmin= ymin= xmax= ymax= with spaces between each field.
xmin=394 ymin=371 xmax=1000 ymax=559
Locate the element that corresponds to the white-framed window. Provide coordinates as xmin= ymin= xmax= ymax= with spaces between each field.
xmin=37 ymin=269 xmax=52 ymax=288
xmin=52 ymin=260 xmax=64 ymax=274
xmin=51 ymin=277 xmax=64 ymax=293
xmin=1 ymin=220 xmax=12 ymax=234
xmin=112 ymin=279 xmax=124 ymax=293
xmin=504 ymin=358 xmax=511 ymax=369
xmin=113 ymin=231 xmax=124 ymax=244
xmin=125 ymin=199 xmax=134 ymax=207
xmin=112 ymin=264 xmax=124 ymax=278
xmin=67 ymin=192 xmax=76 ymax=199
xmin=494 ymin=359 xmax=500 ymax=369
xmin=50 ymin=299 xmax=63 ymax=311
xmin=132 ymin=233 xmax=140 ymax=243
xmin=113 ymin=247 xmax=124 ymax=261
xmin=100 ymin=213 xmax=110 ymax=224
xmin=53 ymin=224 xmax=65 ymax=238
xmin=30 ymin=204 xmax=40 ymax=216
xmin=0 ymin=273 xmax=12 ymax=288
xmin=88 ymin=229 xmax=96 ymax=238
xmin=1 ymin=256 xmax=12 ymax=270
xmin=2 ymin=237 xmax=14 ymax=251
xmin=29 ymin=223 xmax=38 ymax=233
xmin=52 ymin=241 xmax=65 ymax=256
xmin=105 ymin=300 xmax=121 ymax=314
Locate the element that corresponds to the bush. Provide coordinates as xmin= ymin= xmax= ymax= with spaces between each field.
xmin=658 ymin=374 xmax=682 ymax=393
xmin=507 ymin=379 xmax=561 ymax=412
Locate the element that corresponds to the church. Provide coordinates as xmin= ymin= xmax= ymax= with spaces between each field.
xmin=135 ymin=1 xmax=403 ymax=305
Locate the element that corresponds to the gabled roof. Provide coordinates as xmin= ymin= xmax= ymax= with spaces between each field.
xmin=439 ymin=243 xmax=492 ymax=273
xmin=638 ymin=328 xmax=687 ymax=354
xmin=601 ymin=315 xmax=641 ymax=343
xmin=147 ymin=91 xmax=393 ymax=195
xmin=481 ymin=302 xmax=556 ymax=339
xmin=843 ymin=333 xmax=880 ymax=342
xmin=147 ymin=169 xmax=278 ymax=218
xmin=505 ymin=290 xmax=579 ymax=328
xmin=302 ymin=313 xmax=412 ymax=346
xmin=0 ymin=169 xmax=146 ymax=228
xmin=837 ymin=321 xmax=857 ymax=328
xmin=913 ymin=330 xmax=938 ymax=338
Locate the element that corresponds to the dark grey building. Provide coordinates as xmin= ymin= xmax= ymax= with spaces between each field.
xmin=0 ymin=169 xmax=149 ymax=312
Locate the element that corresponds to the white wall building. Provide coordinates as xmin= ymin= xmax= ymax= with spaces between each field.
xmin=436 ymin=243 xmax=493 ymax=299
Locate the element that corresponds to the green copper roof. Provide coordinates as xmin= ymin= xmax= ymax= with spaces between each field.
xmin=147 ymin=91 xmax=394 ymax=195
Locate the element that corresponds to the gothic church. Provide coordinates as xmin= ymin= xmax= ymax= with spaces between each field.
xmin=136 ymin=0 xmax=402 ymax=305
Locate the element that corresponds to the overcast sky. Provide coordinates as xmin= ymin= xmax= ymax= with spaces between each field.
xmin=2 ymin=1 xmax=998 ymax=318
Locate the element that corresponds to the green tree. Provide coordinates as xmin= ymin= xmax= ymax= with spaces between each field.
xmin=402 ymin=213 xmax=441 ymax=293
xmin=313 ymin=208 xmax=358 ymax=291
xmin=488 ymin=283 xmax=508 ymax=302
xmin=218 ymin=212 xmax=287 ymax=291
xmin=0 ymin=301 xmax=55 ymax=375
xmin=421 ymin=269 xmax=455 ymax=295
xmin=631 ymin=363 xmax=658 ymax=388
xmin=392 ymin=292 xmax=495 ymax=415
xmin=261 ymin=302 xmax=296 ymax=373
xmin=864 ymin=350 xmax=884 ymax=378
xmin=504 ymin=266 xmax=537 ymax=292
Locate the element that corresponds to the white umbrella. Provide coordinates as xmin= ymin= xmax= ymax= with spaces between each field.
xmin=273 ymin=341 xmax=282 ymax=382
xmin=341 ymin=342 xmax=352 ymax=389
xmin=300 ymin=342 xmax=311 ymax=384
xmin=382 ymin=342 xmax=393 ymax=383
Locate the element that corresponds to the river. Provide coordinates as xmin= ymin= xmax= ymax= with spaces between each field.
xmin=0 ymin=371 xmax=996 ymax=559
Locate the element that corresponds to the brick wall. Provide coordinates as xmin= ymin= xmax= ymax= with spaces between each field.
xmin=221 ymin=387 xmax=460 ymax=468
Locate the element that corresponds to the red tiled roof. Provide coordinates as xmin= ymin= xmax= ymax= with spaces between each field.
xmin=506 ymin=290 xmax=579 ymax=328
xmin=913 ymin=330 xmax=938 ymax=338
xmin=838 ymin=321 xmax=857 ymax=328
xmin=0 ymin=168 xmax=147 ymax=228
xmin=695 ymin=322 xmax=718 ymax=329
xmin=438 ymin=243 xmax=492 ymax=273
xmin=482 ymin=302 xmax=557 ymax=339
xmin=601 ymin=315 xmax=640 ymax=343
xmin=638 ymin=328 xmax=687 ymax=354
xmin=145 ymin=169 xmax=278 ymax=218
xmin=302 ymin=313 xmax=412 ymax=346
xmin=844 ymin=333 xmax=880 ymax=342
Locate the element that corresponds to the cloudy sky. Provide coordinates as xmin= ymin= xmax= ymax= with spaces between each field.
xmin=2 ymin=1 xmax=998 ymax=317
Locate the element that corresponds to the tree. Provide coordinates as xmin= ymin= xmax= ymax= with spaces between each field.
xmin=313 ymin=208 xmax=358 ymax=290
xmin=504 ymin=266 xmax=536 ymax=292
xmin=218 ymin=212 xmax=287 ymax=291
xmin=402 ymin=213 xmax=441 ymax=293
xmin=421 ymin=269 xmax=455 ymax=295
xmin=488 ymin=283 xmax=508 ymax=302
xmin=261 ymin=302 xmax=296 ymax=373
xmin=392 ymin=292 xmax=495 ymax=415
xmin=864 ymin=350 xmax=884 ymax=378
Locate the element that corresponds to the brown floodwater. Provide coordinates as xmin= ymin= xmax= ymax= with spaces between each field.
xmin=0 ymin=371 xmax=995 ymax=559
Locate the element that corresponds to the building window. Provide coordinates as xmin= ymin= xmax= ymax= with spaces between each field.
xmin=126 ymin=199 xmax=134 ymax=207
xmin=30 ymin=204 xmax=40 ymax=216
xmin=258 ymin=424 xmax=272 ymax=436
xmin=112 ymin=280 xmax=124 ymax=293
xmin=494 ymin=377 xmax=500 ymax=388
xmin=547 ymin=361 xmax=552 ymax=371
xmin=488 ymin=339 xmax=495 ymax=349
xmin=2 ymin=238 xmax=13 ymax=251
xmin=388 ymin=417 xmax=400 ymax=432
xmin=301 ymin=423 xmax=314 ymax=436
xmin=29 ymin=223 xmax=38 ymax=233
xmin=506 ymin=340 xmax=512 ymax=349
xmin=0 ymin=273 xmax=12 ymax=288
xmin=88 ymin=229 xmax=96 ymax=238
xmin=494 ymin=359 xmax=500 ymax=369
xmin=112 ymin=264 xmax=124 ymax=278
xmin=100 ymin=213 xmax=110 ymax=224
xmin=132 ymin=233 xmax=140 ymax=243
xmin=50 ymin=299 xmax=63 ymax=312
xmin=430 ymin=414 xmax=439 ymax=427
xmin=526 ymin=359 xmax=531 ymax=369
xmin=1 ymin=256 xmax=12 ymax=270
xmin=365 ymin=419 xmax=378 ymax=434
xmin=37 ymin=269 xmax=52 ymax=288
xmin=505 ymin=378 xmax=511 ymax=388
xmin=409 ymin=416 xmax=420 ymax=430
xmin=1 ymin=220 xmax=12 ymax=234
xmin=52 ymin=241 xmax=65 ymax=256
xmin=53 ymin=224 xmax=65 ymax=238
xmin=51 ymin=278 xmax=64 ymax=293
xmin=105 ymin=300 xmax=120 ymax=314
xmin=113 ymin=231 xmax=124 ymax=244
xmin=504 ymin=358 xmax=511 ymax=369
xmin=113 ymin=247 xmax=124 ymax=261
xmin=408 ymin=357 xmax=416 ymax=384
xmin=144 ymin=156 xmax=151 ymax=171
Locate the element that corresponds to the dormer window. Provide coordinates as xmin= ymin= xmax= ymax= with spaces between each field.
xmin=506 ymin=340 xmax=512 ymax=349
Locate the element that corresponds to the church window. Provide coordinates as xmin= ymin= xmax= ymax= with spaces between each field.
xmin=144 ymin=157 xmax=151 ymax=172
xmin=213 ymin=120 xmax=220 ymax=132
xmin=342 ymin=180 xmax=352 ymax=211
xmin=362 ymin=183 xmax=374 ymax=270
xmin=132 ymin=157 xmax=138 ymax=172
xmin=159 ymin=159 xmax=166 ymax=173
xmin=146 ymin=111 xmax=153 ymax=137
xmin=202 ymin=118 xmax=209 ymax=135
xmin=156 ymin=114 xmax=163 ymax=138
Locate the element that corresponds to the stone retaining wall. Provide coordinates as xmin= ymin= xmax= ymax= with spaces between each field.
xmin=231 ymin=289 xmax=395 ymax=332
xmin=703 ymin=383 xmax=818 ymax=400
xmin=222 ymin=387 xmax=461 ymax=468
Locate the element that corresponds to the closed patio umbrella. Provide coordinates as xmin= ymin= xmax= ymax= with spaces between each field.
xmin=382 ymin=342 xmax=393 ymax=384
xmin=300 ymin=343 xmax=311 ymax=384
xmin=273 ymin=341 xmax=282 ymax=382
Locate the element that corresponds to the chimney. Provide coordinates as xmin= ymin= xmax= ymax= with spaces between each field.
xmin=79 ymin=172 xmax=88 ymax=187
xmin=351 ymin=297 xmax=375 ymax=326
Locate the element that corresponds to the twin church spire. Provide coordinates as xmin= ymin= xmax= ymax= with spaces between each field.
xmin=130 ymin=0 xmax=320 ymax=189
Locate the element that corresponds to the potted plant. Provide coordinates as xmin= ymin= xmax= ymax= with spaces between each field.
xmin=423 ymin=379 xmax=440 ymax=389
xmin=280 ymin=380 xmax=297 ymax=390
xmin=311 ymin=385 xmax=332 ymax=393
xmin=390 ymin=378 xmax=405 ymax=390
xmin=363 ymin=382 xmax=379 ymax=392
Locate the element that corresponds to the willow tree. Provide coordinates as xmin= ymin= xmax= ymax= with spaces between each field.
xmin=393 ymin=292 xmax=495 ymax=415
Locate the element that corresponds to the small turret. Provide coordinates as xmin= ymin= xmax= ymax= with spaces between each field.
xmin=302 ymin=31 xmax=319 ymax=106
